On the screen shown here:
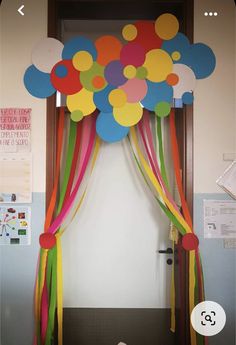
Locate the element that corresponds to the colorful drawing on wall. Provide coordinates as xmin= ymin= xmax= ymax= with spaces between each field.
xmin=0 ymin=108 xmax=31 ymax=153
xmin=0 ymin=206 xmax=31 ymax=245
xmin=24 ymin=13 xmax=216 ymax=143
xmin=23 ymin=13 xmax=216 ymax=345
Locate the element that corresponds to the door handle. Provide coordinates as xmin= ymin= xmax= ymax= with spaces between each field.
xmin=158 ymin=247 xmax=173 ymax=254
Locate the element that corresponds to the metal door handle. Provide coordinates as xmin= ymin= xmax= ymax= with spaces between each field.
xmin=158 ymin=247 xmax=173 ymax=254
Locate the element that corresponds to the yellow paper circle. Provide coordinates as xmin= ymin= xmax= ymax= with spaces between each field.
xmin=72 ymin=51 xmax=93 ymax=71
xmin=66 ymin=88 xmax=96 ymax=116
xmin=122 ymin=24 xmax=138 ymax=41
xmin=123 ymin=65 xmax=137 ymax=79
xmin=143 ymin=49 xmax=173 ymax=82
xmin=155 ymin=13 xmax=179 ymax=40
xmin=108 ymin=89 xmax=127 ymax=108
xmin=113 ymin=102 xmax=143 ymax=127
xmin=172 ymin=51 xmax=181 ymax=61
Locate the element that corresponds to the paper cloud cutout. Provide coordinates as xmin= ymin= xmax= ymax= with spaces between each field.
xmin=24 ymin=13 xmax=216 ymax=142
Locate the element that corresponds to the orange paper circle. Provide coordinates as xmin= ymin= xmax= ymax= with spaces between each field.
xmin=166 ymin=73 xmax=179 ymax=86
xmin=95 ymin=35 xmax=122 ymax=66
xmin=92 ymin=75 xmax=106 ymax=89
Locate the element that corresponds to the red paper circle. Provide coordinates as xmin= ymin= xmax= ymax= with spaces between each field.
xmin=51 ymin=60 xmax=82 ymax=95
xmin=39 ymin=233 xmax=57 ymax=249
xmin=132 ymin=21 xmax=163 ymax=53
xmin=182 ymin=233 xmax=199 ymax=251
xmin=120 ymin=43 xmax=145 ymax=67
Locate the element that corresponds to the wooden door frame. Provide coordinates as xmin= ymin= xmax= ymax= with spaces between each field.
xmin=46 ymin=1 xmax=194 ymax=344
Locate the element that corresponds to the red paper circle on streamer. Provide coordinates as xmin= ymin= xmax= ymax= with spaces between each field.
xmin=182 ymin=233 xmax=199 ymax=251
xmin=132 ymin=21 xmax=163 ymax=53
xmin=120 ymin=43 xmax=146 ymax=67
xmin=51 ymin=60 xmax=82 ymax=95
xmin=39 ymin=233 xmax=57 ymax=249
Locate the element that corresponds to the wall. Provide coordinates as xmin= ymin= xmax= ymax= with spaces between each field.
xmin=0 ymin=0 xmax=47 ymax=344
xmin=194 ymin=1 xmax=236 ymax=344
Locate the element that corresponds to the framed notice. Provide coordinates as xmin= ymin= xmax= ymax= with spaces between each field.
xmin=0 ymin=108 xmax=31 ymax=153
xmin=0 ymin=153 xmax=32 ymax=203
xmin=0 ymin=206 xmax=31 ymax=245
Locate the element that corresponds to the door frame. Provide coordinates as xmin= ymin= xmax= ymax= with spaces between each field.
xmin=46 ymin=1 xmax=194 ymax=344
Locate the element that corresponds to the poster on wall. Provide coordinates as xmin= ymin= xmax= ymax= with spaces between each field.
xmin=204 ymin=200 xmax=236 ymax=238
xmin=0 ymin=108 xmax=31 ymax=153
xmin=0 ymin=153 xmax=32 ymax=203
xmin=0 ymin=206 xmax=31 ymax=245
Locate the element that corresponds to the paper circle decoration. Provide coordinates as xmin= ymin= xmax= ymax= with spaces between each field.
xmin=80 ymin=62 xmax=106 ymax=92
xmin=120 ymin=43 xmax=145 ymax=67
xmin=155 ymin=101 xmax=171 ymax=117
xmin=155 ymin=13 xmax=179 ymax=40
xmin=67 ymin=88 xmax=96 ymax=115
xmin=132 ymin=21 xmax=163 ymax=52
xmin=62 ymin=36 xmax=97 ymax=60
xmin=172 ymin=64 xmax=196 ymax=98
xmin=24 ymin=65 xmax=56 ymax=99
xmin=113 ymin=102 xmax=143 ymax=127
xmin=144 ymin=49 xmax=173 ymax=82
xmin=104 ymin=60 xmax=127 ymax=87
xmin=93 ymin=85 xmax=115 ymax=113
xmin=122 ymin=24 xmax=138 ymax=41
xmin=32 ymin=38 xmax=64 ymax=73
xmin=182 ymin=233 xmax=199 ymax=251
xmin=123 ymin=65 xmax=136 ymax=79
xmin=119 ymin=78 xmax=147 ymax=103
xmin=108 ymin=89 xmax=127 ymax=108
xmin=72 ymin=51 xmax=93 ymax=71
xmin=141 ymin=81 xmax=173 ymax=111
xmin=71 ymin=110 xmax=84 ymax=122
xmin=95 ymin=35 xmax=122 ymax=66
xmin=50 ymin=60 xmax=82 ymax=95
xmin=182 ymin=92 xmax=194 ymax=105
xmin=96 ymin=111 xmax=129 ymax=143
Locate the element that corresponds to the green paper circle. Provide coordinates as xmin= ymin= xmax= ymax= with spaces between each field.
xmin=80 ymin=62 xmax=107 ymax=92
xmin=70 ymin=110 xmax=83 ymax=122
xmin=155 ymin=101 xmax=171 ymax=117
xmin=136 ymin=66 xmax=148 ymax=79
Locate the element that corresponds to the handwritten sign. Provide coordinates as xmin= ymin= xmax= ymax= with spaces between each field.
xmin=0 ymin=108 xmax=31 ymax=152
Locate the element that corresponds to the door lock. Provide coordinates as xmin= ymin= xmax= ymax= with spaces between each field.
xmin=158 ymin=247 xmax=173 ymax=254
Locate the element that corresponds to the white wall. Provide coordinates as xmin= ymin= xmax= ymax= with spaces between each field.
xmin=194 ymin=0 xmax=236 ymax=193
xmin=0 ymin=0 xmax=47 ymax=193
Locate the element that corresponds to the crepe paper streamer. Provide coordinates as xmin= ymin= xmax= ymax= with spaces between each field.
xmin=67 ymin=88 xmax=96 ymax=115
xmin=96 ymin=111 xmax=129 ymax=143
xmin=95 ymin=35 xmax=122 ymax=66
xmin=113 ymin=102 xmax=143 ymax=127
xmin=108 ymin=89 xmax=127 ymax=108
xmin=155 ymin=13 xmax=179 ymax=40
xmin=24 ymin=65 xmax=56 ymax=98
xmin=182 ymin=233 xmax=199 ymax=251
xmin=119 ymin=78 xmax=147 ymax=103
xmin=189 ymin=251 xmax=197 ymax=345
xmin=156 ymin=116 xmax=169 ymax=189
xmin=132 ymin=20 xmax=163 ymax=53
xmin=172 ymin=64 xmax=196 ymax=99
xmin=144 ymin=49 xmax=173 ymax=83
xmin=123 ymin=65 xmax=136 ymax=79
xmin=80 ymin=62 xmax=106 ymax=92
xmin=166 ymin=73 xmax=179 ymax=86
xmin=56 ymin=234 xmax=63 ymax=345
xmin=71 ymin=110 xmax=84 ymax=122
xmin=130 ymin=127 xmax=192 ymax=234
xmin=155 ymin=101 xmax=171 ymax=117
xmin=120 ymin=42 xmax=146 ymax=67
xmin=32 ymin=37 xmax=64 ymax=73
xmin=51 ymin=60 xmax=82 ymax=95
xmin=39 ymin=233 xmax=56 ymax=249
xmin=104 ymin=60 xmax=127 ymax=87
xmin=62 ymin=36 xmax=97 ymax=60
xmin=136 ymin=66 xmax=148 ymax=79
xmin=122 ymin=24 xmax=137 ymax=41
xmin=93 ymin=84 xmax=115 ymax=113
xmin=141 ymin=80 xmax=173 ymax=111
xmin=182 ymin=92 xmax=194 ymax=105
xmin=72 ymin=50 xmax=94 ymax=71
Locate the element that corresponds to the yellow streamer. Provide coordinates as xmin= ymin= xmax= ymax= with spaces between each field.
xmin=189 ymin=250 xmax=197 ymax=345
xmin=130 ymin=127 xmax=192 ymax=234
xmin=56 ymin=234 xmax=63 ymax=345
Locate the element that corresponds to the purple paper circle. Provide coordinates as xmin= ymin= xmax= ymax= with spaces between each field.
xmin=120 ymin=43 xmax=146 ymax=67
xmin=104 ymin=60 xmax=127 ymax=87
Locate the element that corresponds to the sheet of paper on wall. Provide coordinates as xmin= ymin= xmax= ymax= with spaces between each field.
xmin=216 ymin=160 xmax=236 ymax=200
xmin=0 ymin=153 xmax=32 ymax=203
xmin=0 ymin=206 xmax=31 ymax=245
xmin=0 ymin=108 xmax=31 ymax=153
xmin=204 ymin=200 xmax=236 ymax=238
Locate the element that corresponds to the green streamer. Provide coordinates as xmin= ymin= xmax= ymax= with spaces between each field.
xmin=156 ymin=116 xmax=170 ymax=190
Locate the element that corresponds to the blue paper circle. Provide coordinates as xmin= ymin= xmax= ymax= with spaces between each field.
xmin=182 ymin=92 xmax=194 ymax=104
xmin=141 ymin=81 xmax=173 ymax=111
xmin=96 ymin=111 xmax=129 ymax=143
xmin=55 ymin=64 xmax=68 ymax=78
xmin=93 ymin=85 xmax=115 ymax=113
xmin=184 ymin=43 xmax=216 ymax=79
xmin=62 ymin=36 xmax=97 ymax=60
xmin=24 ymin=65 xmax=56 ymax=98
xmin=162 ymin=33 xmax=190 ymax=63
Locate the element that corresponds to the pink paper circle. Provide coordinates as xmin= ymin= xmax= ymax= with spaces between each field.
xmin=120 ymin=43 xmax=146 ymax=67
xmin=119 ymin=78 xmax=147 ymax=103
